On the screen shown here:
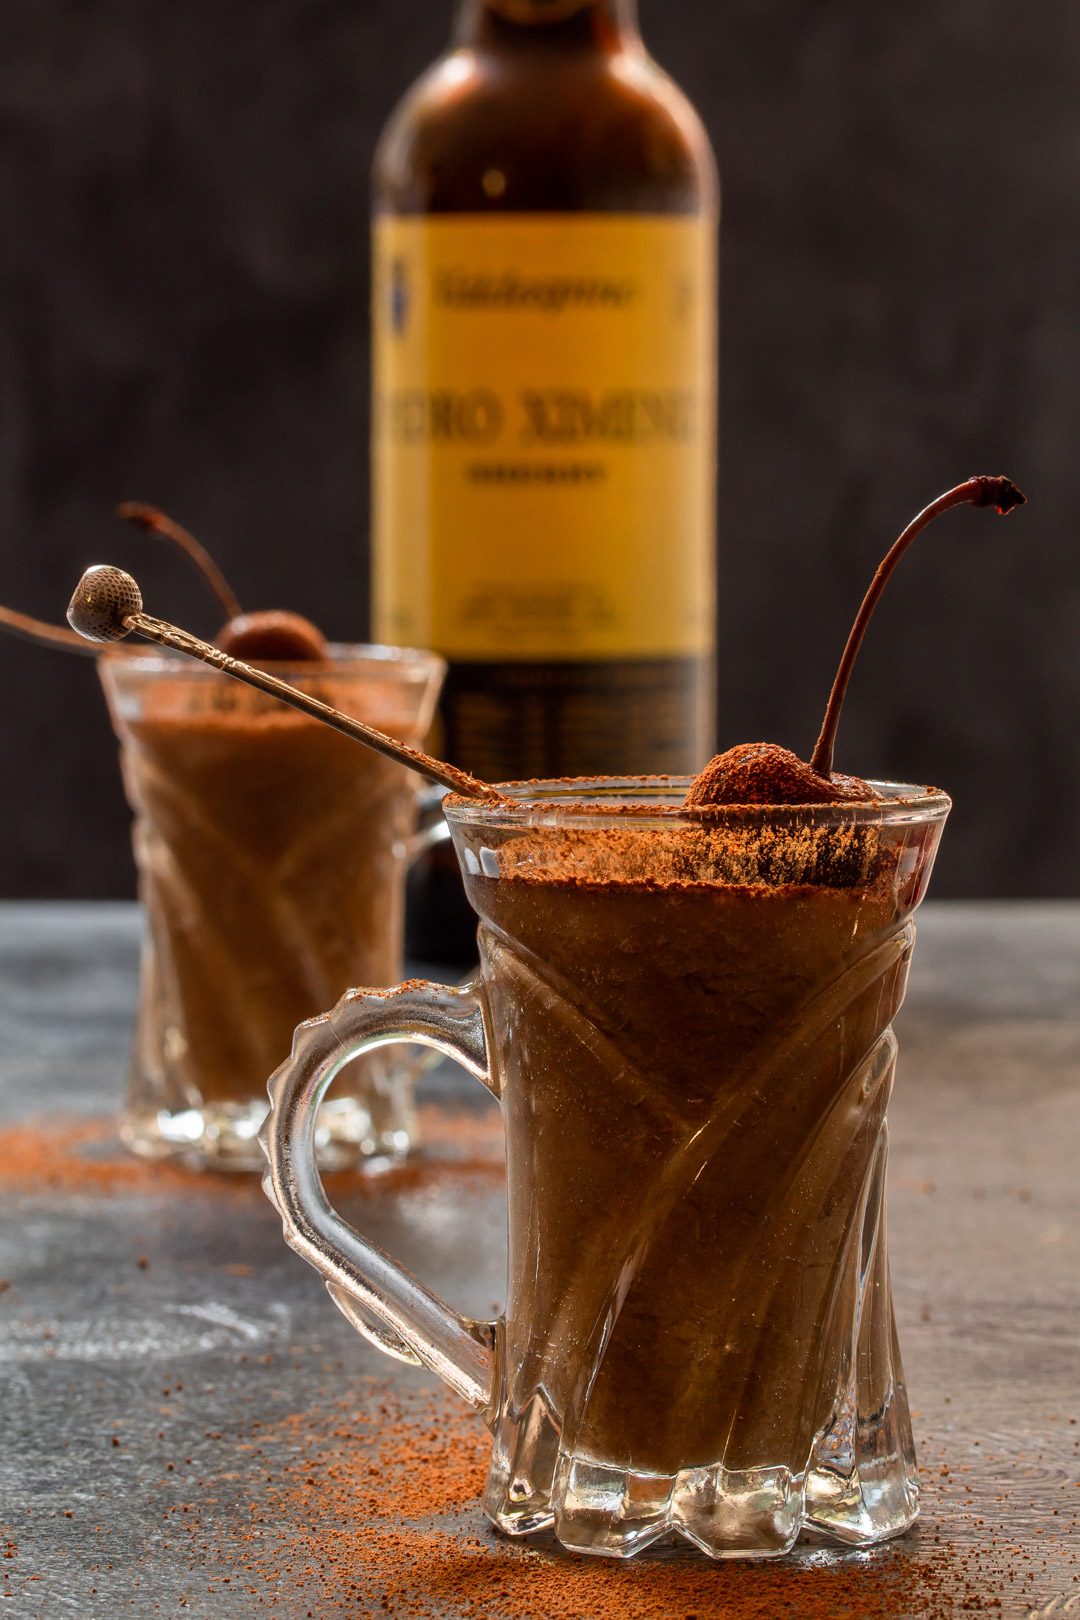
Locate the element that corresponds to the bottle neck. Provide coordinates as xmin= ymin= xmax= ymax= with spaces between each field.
xmin=453 ymin=0 xmax=640 ymax=52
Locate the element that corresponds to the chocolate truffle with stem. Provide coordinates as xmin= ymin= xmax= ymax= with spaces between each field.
xmin=117 ymin=503 xmax=328 ymax=662
xmin=685 ymin=475 xmax=1026 ymax=808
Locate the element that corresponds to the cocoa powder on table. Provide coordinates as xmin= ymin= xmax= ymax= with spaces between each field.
xmin=4 ymin=1115 xmax=1075 ymax=1613
xmin=171 ymin=1384 xmax=1025 ymax=1618
xmin=0 ymin=1106 xmax=503 ymax=1199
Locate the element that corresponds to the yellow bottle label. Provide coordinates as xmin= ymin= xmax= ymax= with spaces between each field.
xmin=372 ymin=214 xmax=716 ymax=663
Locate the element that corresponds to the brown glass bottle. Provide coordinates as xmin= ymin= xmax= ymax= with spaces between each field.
xmin=372 ymin=0 xmax=718 ymax=959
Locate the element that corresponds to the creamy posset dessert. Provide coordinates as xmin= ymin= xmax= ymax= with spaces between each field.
xmin=470 ymin=813 xmax=922 ymax=1478
xmin=439 ymin=775 xmax=942 ymax=1551
xmin=99 ymin=641 xmax=439 ymax=1162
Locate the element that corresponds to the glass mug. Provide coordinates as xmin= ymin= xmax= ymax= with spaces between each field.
xmin=261 ymin=778 xmax=949 ymax=1557
xmin=99 ymin=642 xmax=445 ymax=1171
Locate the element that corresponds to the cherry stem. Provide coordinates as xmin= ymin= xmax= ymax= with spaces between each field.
xmin=0 ymin=605 xmax=97 ymax=657
xmin=116 ymin=503 xmax=243 ymax=622
xmin=809 ymin=475 xmax=1026 ymax=778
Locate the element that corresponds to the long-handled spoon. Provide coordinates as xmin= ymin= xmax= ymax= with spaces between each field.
xmin=67 ymin=565 xmax=505 ymax=803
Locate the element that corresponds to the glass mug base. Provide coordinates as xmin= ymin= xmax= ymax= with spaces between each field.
xmin=483 ymin=1352 xmax=919 ymax=1560
xmin=482 ymin=1102 xmax=919 ymax=1559
xmin=486 ymin=1454 xmax=917 ymax=1560
xmin=260 ymin=778 xmax=949 ymax=1559
xmin=123 ymin=1072 xmax=416 ymax=1173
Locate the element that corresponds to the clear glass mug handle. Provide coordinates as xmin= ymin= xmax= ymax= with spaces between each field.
xmin=407 ymin=783 xmax=452 ymax=862
xmin=260 ymin=980 xmax=499 ymax=1412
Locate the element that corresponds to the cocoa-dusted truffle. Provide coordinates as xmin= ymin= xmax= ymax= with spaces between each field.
xmin=685 ymin=743 xmax=875 ymax=808
xmin=216 ymin=610 xmax=328 ymax=663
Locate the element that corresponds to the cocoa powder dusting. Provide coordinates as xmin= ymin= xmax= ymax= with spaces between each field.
xmin=497 ymin=818 xmax=886 ymax=893
xmin=4 ymin=1119 xmax=1076 ymax=1610
xmin=0 ymin=1106 xmax=503 ymax=1198
xmin=158 ymin=1384 xmax=1035 ymax=1616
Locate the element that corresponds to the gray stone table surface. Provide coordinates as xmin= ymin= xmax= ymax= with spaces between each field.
xmin=0 ymin=901 xmax=1077 ymax=1618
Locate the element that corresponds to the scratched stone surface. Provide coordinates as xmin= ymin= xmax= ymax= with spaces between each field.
xmin=0 ymin=901 xmax=1077 ymax=1617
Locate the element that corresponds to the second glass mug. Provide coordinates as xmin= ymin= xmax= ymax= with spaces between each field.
xmin=261 ymin=777 xmax=950 ymax=1558
xmin=99 ymin=642 xmax=445 ymax=1170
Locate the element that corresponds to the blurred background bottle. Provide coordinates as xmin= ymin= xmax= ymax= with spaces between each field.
xmin=372 ymin=0 xmax=718 ymax=959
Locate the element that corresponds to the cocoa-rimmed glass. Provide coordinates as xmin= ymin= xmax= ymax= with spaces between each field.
xmin=261 ymin=776 xmax=949 ymax=1556
xmin=100 ymin=641 xmax=444 ymax=1170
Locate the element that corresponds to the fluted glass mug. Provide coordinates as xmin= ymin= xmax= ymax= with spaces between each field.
xmin=100 ymin=642 xmax=444 ymax=1170
xmin=261 ymin=777 xmax=949 ymax=1557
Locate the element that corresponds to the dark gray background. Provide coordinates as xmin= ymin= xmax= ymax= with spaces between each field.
xmin=0 ymin=0 xmax=1076 ymax=898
